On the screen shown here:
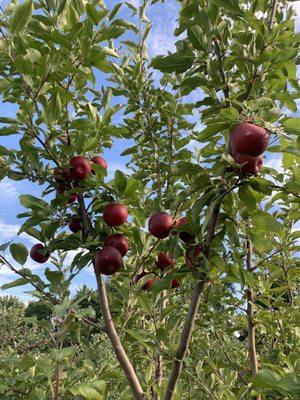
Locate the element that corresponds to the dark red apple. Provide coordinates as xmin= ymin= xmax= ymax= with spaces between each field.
xmin=230 ymin=122 xmax=269 ymax=157
xmin=91 ymin=156 xmax=107 ymax=172
xmin=171 ymin=279 xmax=180 ymax=289
xmin=69 ymin=156 xmax=91 ymax=180
xmin=142 ymin=279 xmax=155 ymax=290
xmin=67 ymin=193 xmax=78 ymax=204
xmin=234 ymin=153 xmax=264 ymax=175
xmin=95 ymin=246 xmax=123 ymax=275
xmin=148 ymin=212 xmax=173 ymax=239
xmin=156 ymin=252 xmax=176 ymax=270
xmin=103 ymin=203 xmax=128 ymax=227
xmin=104 ymin=234 xmax=129 ymax=257
xmin=185 ymin=245 xmax=202 ymax=268
xmin=68 ymin=215 xmax=82 ymax=233
xmin=30 ymin=243 xmax=50 ymax=264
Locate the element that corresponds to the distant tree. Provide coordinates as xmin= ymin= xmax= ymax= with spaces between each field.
xmin=24 ymin=300 xmax=52 ymax=320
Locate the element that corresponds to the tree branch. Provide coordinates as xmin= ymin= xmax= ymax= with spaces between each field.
xmin=213 ymin=38 xmax=230 ymax=102
xmin=246 ymin=235 xmax=261 ymax=400
xmin=163 ymin=198 xmax=222 ymax=400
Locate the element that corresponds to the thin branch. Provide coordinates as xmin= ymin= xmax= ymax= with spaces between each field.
xmin=163 ymin=196 xmax=223 ymax=400
xmin=130 ymin=239 xmax=160 ymax=279
xmin=213 ymin=38 xmax=230 ymax=101
xmin=246 ymin=235 xmax=261 ymax=400
xmin=268 ymin=0 xmax=278 ymax=29
xmin=0 ymin=255 xmax=58 ymax=304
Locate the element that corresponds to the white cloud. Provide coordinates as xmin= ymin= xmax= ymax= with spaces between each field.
xmin=264 ymin=154 xmax=283 ymax=173
xmin=0 ymin=178 xmax=19 ymax=199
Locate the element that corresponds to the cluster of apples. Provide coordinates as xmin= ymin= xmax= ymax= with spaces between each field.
xmin=54 ymin=155 xmax=107 ymax=203
xmin=230 ymin=122 xmax=269 ymax=175
xmin=133 ymin=212 xmax=202 ymax=290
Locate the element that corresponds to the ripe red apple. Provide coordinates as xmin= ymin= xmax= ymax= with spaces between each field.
xmin=95 ymin=246 xmax=123 ymax=275
xmin=30 ymin=243 xmax=50 ymax=264
xmin=69 ymin=156 xmax=91 ymax=180
xmin=185 ymin=245 xmax=202 ymax=268
xmin=171 ymin=279 xmax=180 ymax=289
xmin=175 ymin=217 xmax=195 ymax=244
xmin=156 ymin=252 xmax=176 ymax=270
xmin=234 ymin=153 xmax=264 ymax=175
xmin=148 ymin=212 xmax=173 ymax=239
xmin=91 ymin=156 xmax=107 ymax=172
xmin=68 ymin=215 xmax=82 ymax=233
xmin=104 ymin=234 xmax=129 ymax=257
xmin=103 ymin=203 xmax=128 ymax=227
xmin=230 ymin=122 xmax=269 ymax=157
xmin=142 ymin=279 xmax=155 ymax=290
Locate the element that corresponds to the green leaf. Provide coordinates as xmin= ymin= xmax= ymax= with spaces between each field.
xmin=114 ymin=170 xmax=127 ymax=196
xmin=45 ymin=268 xmax=63 ymax=285
xmin=19 ymin=195 xmax=47 ymax=210
xmin=251 ymin=212 xmax=282 ymax=233
xmin=123 ymin=178 xmax=139 ymax=197
xmin=187 ymin=25 xmax=206 ymax=51
xmin=238 ymin=185 xmax=256 ymax=212
xmin=151 ymin=54 xmax=194 ymax=73
xmin=83 ymin=137 xmax=99 ymax=152
xmin=10 ymin=0 xmax=33 ymax=33
xmin=10 ymin=243 xmax=28 ymax=265
xmin=282 ymin=118 xmax=300 ymax=135
xmin=2 ymin=277 xmax=29 ymax=290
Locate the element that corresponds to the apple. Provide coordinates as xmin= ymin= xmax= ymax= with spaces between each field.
xmin=148 ymin=212 xmax=173 ymax=239
xmin=30 ymin=243 xmax=50 ymax=264
xmin=174 ymin=217 xmax=195 ymax=243
xmin=234 ymin=153 xmax=263 ymax=175
xmin=104 ymin=233 xmax=129 ymax=257
xmin=95 ymin=246 xmax=123 ymax=275
xmin=230 ymin=122 xmax=269 ymax=157
xmin=103 ymin=203 xmax=128 ymax=227
xmin=185 ymin=245 xmax=202 ymax=268
xmin=91 ymin=156 xmax=107 ymax=172
xmin=69 ymin=156 xmax=91 ymax=180
xmin=68 ymin=215 xmax=82 ymax=233
xmin=142 ymin=279 xmax=155 ymax=290
xmin=171 ymin=279 xmax=180 ymax=289
xmin=156 ymin=252 xmax=176 ymax=270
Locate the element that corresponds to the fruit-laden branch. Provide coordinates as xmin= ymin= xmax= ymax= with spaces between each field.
xmin=77 ymin=195 xmax=148 ymax=400
xmin=246 ymin=235 xmax=261 ymax=400
xmin=163 ymin=200 xmax=222 ymax=400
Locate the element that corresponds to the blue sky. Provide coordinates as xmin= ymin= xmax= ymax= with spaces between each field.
xmin=0 ymin=0 xmax=299 ymax=302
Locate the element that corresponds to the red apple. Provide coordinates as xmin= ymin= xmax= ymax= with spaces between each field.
xmin=67 ymin=193 xmax=78 ymax=204
xmin=171 ymin=279 xmax=180 ymax=289
xmin=234 ymin=153 xmax=264 ymax=175
xmin=185 ymin=245 xmax=202 ymax=268
xmin=148 ymin=212 xmax=173 ymax=239
xmin=156 ymin=252 xmax=176 ymax=270
xmin=68 ymin=215 xmax=82 ymax=233
xmin=30 ymin=243 xmax=50 ymax=264
xmin=230 ymin=122 xmax=269 ymax=157
xmin=69 ymin=156 xmax=91 ymax=180
xmin=104 ymin=234 xmax=129 ymax=257
xmin=91 ymin=156 xmax=107 ymax=172
xmin=95 ymin=246 xmax=123 ymax=275
xmin=103 ymin=203 xmax=128 ymax=227
xmin=142 ymin=279 xmax=155 ymax=290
